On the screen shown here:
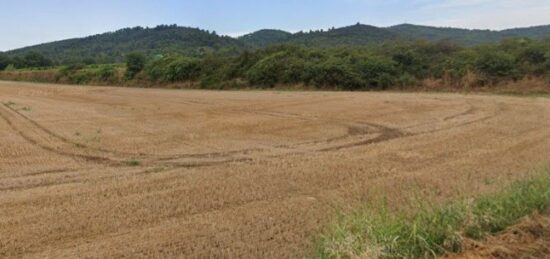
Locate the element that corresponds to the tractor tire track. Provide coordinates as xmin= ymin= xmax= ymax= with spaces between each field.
xmin=0 ymin=105 xmax=119 ymax=165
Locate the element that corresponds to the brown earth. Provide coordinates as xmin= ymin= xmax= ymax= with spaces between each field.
xmin=1 ymin=81 xmax=549 ymax=258
xmin=453 ymin=214 xmax=550 ymax=259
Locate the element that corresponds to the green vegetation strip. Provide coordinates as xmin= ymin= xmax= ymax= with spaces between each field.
xmin=2 ymin=38 xmax=550 ymax=91
xmin=315 ymin=170 xmax=550 ymax=258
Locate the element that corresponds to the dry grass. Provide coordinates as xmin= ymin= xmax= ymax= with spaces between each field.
xmin=418 ymin=77 xmax=550 ymax=96
xmin=457 ymin=213 xmax=550 ymax=258
xmin=1 ymin=81 xmax=549 ymax=258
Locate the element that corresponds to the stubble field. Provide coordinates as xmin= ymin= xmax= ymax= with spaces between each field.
xmin=1 ymin=81 xmax=549 ymax=258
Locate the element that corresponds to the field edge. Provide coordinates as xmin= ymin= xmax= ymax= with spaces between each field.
xmin=313 ymin=167 xmax=550 ymax=258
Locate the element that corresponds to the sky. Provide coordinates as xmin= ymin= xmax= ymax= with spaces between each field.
xmin=1 ymin=0 xmax=549 ymax=51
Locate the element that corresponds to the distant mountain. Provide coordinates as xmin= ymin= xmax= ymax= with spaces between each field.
xmin=239 ymin=24 xmax=397 ymax=48
xmin=239 ymin=29 xmax=292 ymax=48
xmin=5 ymin=23 xmax=550 ymax=64
xmin=289 ymin=24 xmax=398 ymax=47
xmin=387 ymin=24 xmax=550 ymax=45
xmin=241 ymin=24 xmax=550 ymax=48
xmin=500 ymin=25 xmax=550 ymax=39
xmin=387 ymin=24 xmax=501 ymax=46
xmin=6 ymin=25 xmax=244 ymax=63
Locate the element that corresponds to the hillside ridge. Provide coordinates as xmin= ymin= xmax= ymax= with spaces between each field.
xmin=4 ymin=23 xmax=550 ymax=63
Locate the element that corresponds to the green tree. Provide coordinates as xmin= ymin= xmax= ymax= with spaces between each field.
xmin=246 ymin=51 xmax=306 ymax=87
xmin=544 ymin=51 xmax=550 ymax=74
xmin=145 ymin=55 xmax=200 ymax=82
xmin=22 ymin=52 xmax=53 ymax=68
xmin=310 ymin=56 xmax=363 ymax=90
xmin=475 ymin=50 xmax=518 ymax=82
xmin=125 ymin=52 xmax=146 ymax=79
xmin=356 ymin=55 xmax=397 ymax=89
xmin=0 ymin=54 xmax=12 ymax=70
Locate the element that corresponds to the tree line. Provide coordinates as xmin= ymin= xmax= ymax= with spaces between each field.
xmin=2 ymin=38 xmax=550 ymax=90
xmin=0 ymin=51 xmax=53 ymax=70
xmin=124 ymin=38 xmax=550 ymax=90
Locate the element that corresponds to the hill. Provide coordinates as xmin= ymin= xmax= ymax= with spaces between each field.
xmin=500 ymin=24 xmax=550 ymax=39
xmin=239 ymin=24 xmax=397 ymax=48
xmin=4 ymin=23 xmax=550 ymax=64
xmin=238 ymin=29 xmax=293 ymax=48
xmin=6 ymin=25 xmax=244 ymax=63
xmin=387 ymin=24 xmax=502 ymax=45
xmin=387 ymin=24 xmax=550 ymax=45
xmin=288 ymin=24 xmax=398 ymax=47
xmin=241 ymin=23 xmax=550 ymax=48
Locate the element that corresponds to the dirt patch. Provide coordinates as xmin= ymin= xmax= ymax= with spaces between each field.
xmin=453 ymin=214 xmax=550 ymax=259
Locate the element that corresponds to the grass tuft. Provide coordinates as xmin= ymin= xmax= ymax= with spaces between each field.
xmin=315 ymin=170 xmax=550 ymax=258
xmin=126 ymin=159 xmax=141 ymax=166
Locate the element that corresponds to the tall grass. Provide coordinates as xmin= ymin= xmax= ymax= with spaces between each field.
xmin=315 ymin=169 xmax=550 ymax=258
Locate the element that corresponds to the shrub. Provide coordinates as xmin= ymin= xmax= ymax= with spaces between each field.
xmin=126 ymin=159 xmax=141 ymax=166
xmin=125 ymin=52 xmax=146 ymax=79
xmin=309 ymin=56 xmax=363 ymax=90
xmin=97 ymin=65 xmax=116 ymax=82
xmin=4 ymin=64 xmax=16 ymax=71
xmin=475 ymin=50 xmax=518 ymax=83
xmin=355 ymin=55 xmax=397 ymax=89
xmin=246 ymin=51 xmax=306 ymax=87
xmin=146 ymin=55 xmax=201 ymax=82
xmin=164 ymin=57 xmax=201 ymax=82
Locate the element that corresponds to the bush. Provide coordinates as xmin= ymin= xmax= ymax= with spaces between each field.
xmin=146 ymin=56 xmax=201 ymax=82
xmin=125 ymin=52 xmax=146 ymax=79
xmin=71 ymin=70 xmax=94 ymax=84
xmin=356 ymin=55 xmax=397 ymax=89
xmin=309 ymin=56 xmax=362 ymax=90
xmin=475 ymin=50 xmax=518 ymax=83
xmin=58 ymin=63 xmax=85 ymax=75
xmin=4 ymin=64 xmax=16 ymax=71
xmin=56 ymin=64 xmax=84 ymax=81
xmin=246 ymin=51 xmax=306 ymax=87
xmin=164 ymin=57 xmax=201 ymax=82
xmin=97 ymin=65 xmax=116 ymax=82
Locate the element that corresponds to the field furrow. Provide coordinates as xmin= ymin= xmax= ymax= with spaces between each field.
xmin=0 ymin=81 xmax=549 ymax=258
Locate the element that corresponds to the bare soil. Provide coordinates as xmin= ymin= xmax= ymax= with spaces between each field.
xmin=1 ymin=81 xmax=549 ymax=258
xmin=454 ymin=214 xmax=550 ymax=258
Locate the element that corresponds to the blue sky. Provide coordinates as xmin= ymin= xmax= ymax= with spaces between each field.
xmin=1 ymin=0 xmax=549 ymax=51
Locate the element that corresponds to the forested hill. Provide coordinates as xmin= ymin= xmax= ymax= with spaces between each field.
xmin=239 ymin=24 xmax=397 ymax=48
xmin=387 ymin=24 xmax=550 ymax=46
xmin=4 ymin=23 xmax=550 ymax=63
xmin=238 ymin=29 xmax=293 ymax=48
xmin=6 ymin=25 xmax=244 ymax=64
xmin=239 ymin=23 xmax=550 ymax=48
xmin=288 ymin=24 xmax=398 ymax=47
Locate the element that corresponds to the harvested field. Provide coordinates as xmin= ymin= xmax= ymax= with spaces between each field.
xmin=1 ymin=80 xmax=549 ymax=258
